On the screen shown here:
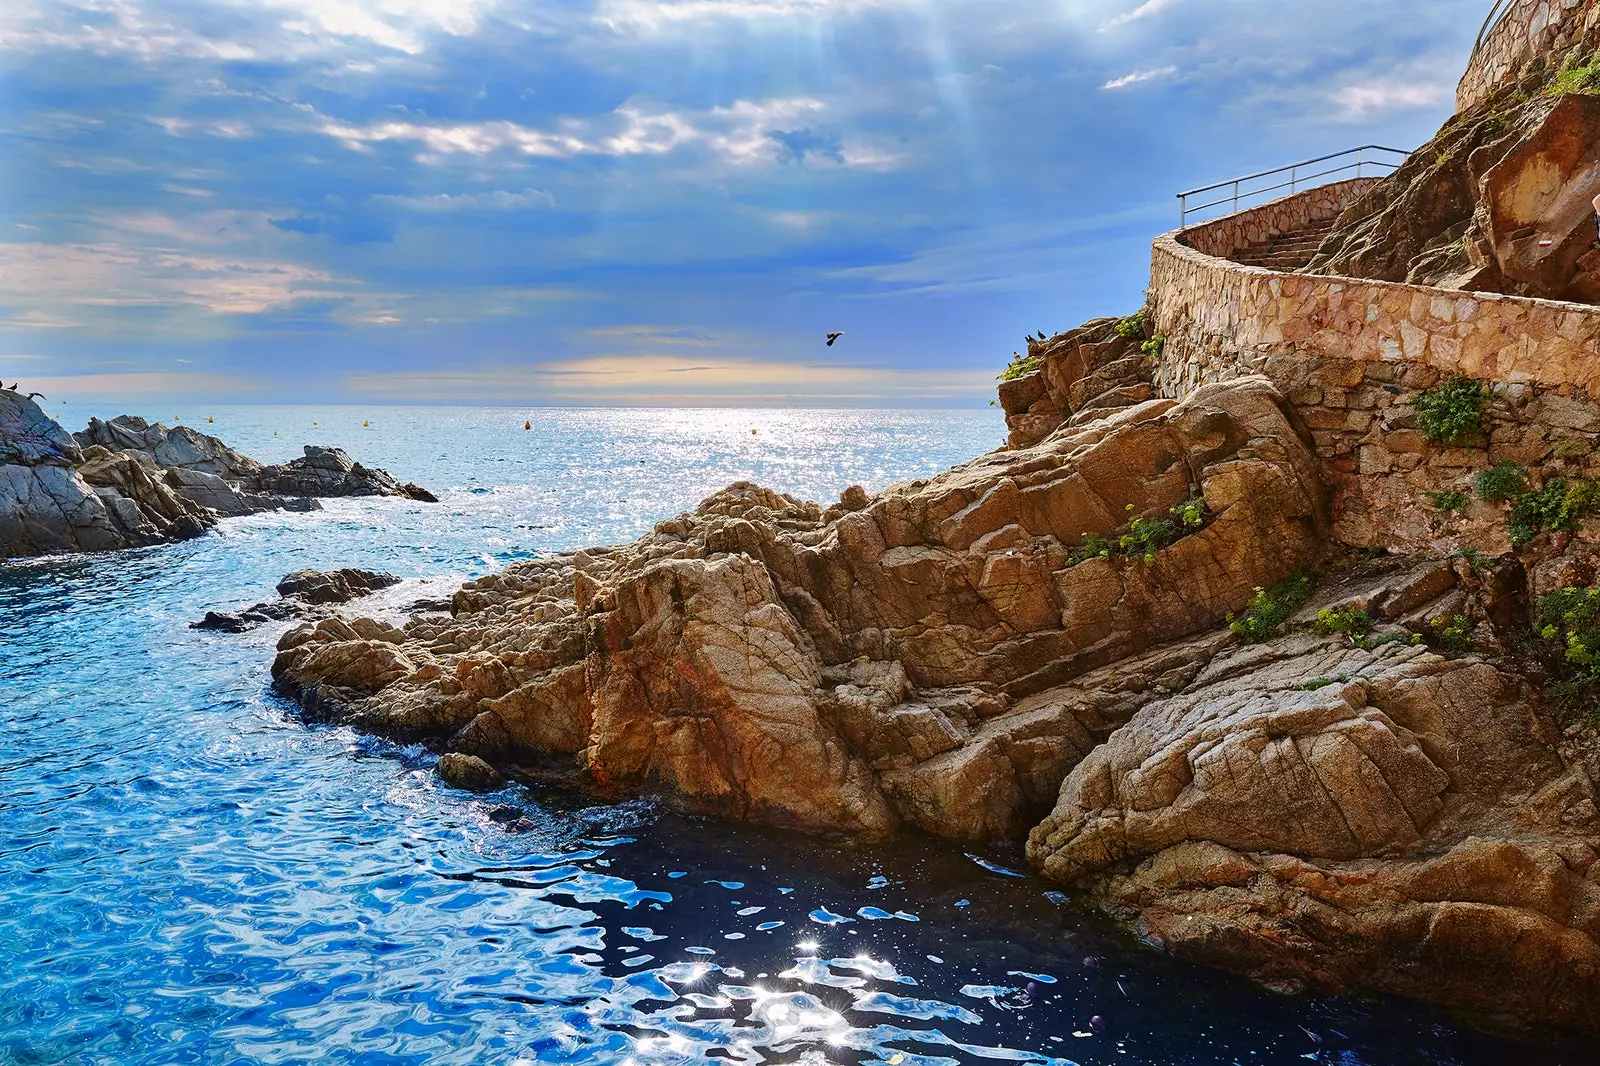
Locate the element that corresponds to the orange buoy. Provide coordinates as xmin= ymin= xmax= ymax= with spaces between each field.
xmin=524 ymin=420 xmax=531 ymax=430
xmin=751 ymin=429 xmax=758 ymax=435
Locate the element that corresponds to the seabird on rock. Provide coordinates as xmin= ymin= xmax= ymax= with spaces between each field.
xmin=27 ymin=392 xmax=46 ymax=402
xmin=826 ymin=332 xmax=845 ymax=347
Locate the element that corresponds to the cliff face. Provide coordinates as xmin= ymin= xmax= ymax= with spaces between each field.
xmin=1307 ymin=2 xmax=1600 ymax=303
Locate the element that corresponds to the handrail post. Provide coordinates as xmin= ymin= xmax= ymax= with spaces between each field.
xmin=1232 ymin=180 xmax=1239 ymax=216
xmin=1291 ymin=163 xmax=1297 ymax=194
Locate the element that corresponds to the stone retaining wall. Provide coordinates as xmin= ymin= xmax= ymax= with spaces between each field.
xmin=1149 ymin=184 xmax=1600 ymax=551
xmin=1181 ymin=178 xmax=1378 ymax=259
xmin=1457 ymin=0 xmax=1599 ymax=112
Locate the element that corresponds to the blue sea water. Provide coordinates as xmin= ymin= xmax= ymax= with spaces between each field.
xmin=0 ymin=405 xmax=1583 ymax=1065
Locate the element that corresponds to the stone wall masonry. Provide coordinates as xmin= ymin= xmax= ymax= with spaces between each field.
xmin=1149 ymin=184 xmax=1600 ymax=553
xmin=1457 ymin=0 xmax=1599 ymax=112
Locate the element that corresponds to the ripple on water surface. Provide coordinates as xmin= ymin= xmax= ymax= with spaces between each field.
xmin=0 ymin=407 xmax=1586 ymax=1064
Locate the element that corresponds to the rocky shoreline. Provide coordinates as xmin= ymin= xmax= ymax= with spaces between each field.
xmin=0 ymin=392 xmax=434 ymax=560
xmin=266 ymin=363 xmax=1600 ymax=1030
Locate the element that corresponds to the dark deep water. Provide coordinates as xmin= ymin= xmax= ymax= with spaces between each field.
xmin=0 ymin=405 xmax=1587 ymax=1064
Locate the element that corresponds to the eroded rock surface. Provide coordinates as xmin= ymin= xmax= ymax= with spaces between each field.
xmin=273 ymin=376 xmax=1325 ymax=842
xmin=1030 ymin=632 xmax=1600 ymax=1026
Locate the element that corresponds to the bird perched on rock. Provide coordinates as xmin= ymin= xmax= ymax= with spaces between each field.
xmin=27 ymin=392 xmax=46 ymax=402
xmin=826 ymin=331 xmax=845 ymax=347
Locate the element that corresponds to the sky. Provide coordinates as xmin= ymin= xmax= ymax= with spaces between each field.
xmin=0 ymin=0 xmax=1484 ymax=407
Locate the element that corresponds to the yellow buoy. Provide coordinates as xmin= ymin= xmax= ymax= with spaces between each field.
xmin=273 ymin=431 xmax=278 ymax=436
xmin=363 ymin=420 xmax=370 ymax=428
xmin=174 ymin=415 xmax=180 ymax=421
xmin=208 ymin=416 xmax=214 ymax=423
xmin=313 ymin=421 xmax=318 ymax=426
xmin=751 ymin=429 xmax=758 ymax=435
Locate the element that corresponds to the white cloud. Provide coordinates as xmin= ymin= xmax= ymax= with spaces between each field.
xmin=1101 ymin=65 xmax=1177 ymax=90
xmin=319 ymin=96 xmax=838 ymax=167
xmin=593 ymin=0 xmax=910 ymax=32
xmin=0 ymin=239 xmax=341 ymax=316
xmin=371 ymin=188 xmax=556 ymax=210
xmin=1101 ymin=0 xmax=1182 ymax=31
xmin=1332 ymin=80 xmax=1446 ymax=117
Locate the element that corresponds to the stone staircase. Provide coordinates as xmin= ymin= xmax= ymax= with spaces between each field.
xmin=1229 ymin=216 xmax=1338 ymax=270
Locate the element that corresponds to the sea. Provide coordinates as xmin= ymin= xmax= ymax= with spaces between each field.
xmin=0 ymin=405 xmax=1583 ymax=1065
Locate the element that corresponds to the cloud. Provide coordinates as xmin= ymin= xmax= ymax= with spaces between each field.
xmin=1101 ymin=0 xmax=1182 ymax=31
xmin=1332 ymin=80 xmax=1447 ymax=117
xmin=370 ymin=188 xmax=556 ymax=211
xmin=318 ymin=97 xmax=834 ymax=167
xmin=0 ymin=239 xmax=344 ymax=318
xmin=593 ymin=0 xmax=912 ymax=32
xmin=20 ymin=371 xmax=272 ymax=399
xmin=1100 ymin=65 xmax=1178 ymax=90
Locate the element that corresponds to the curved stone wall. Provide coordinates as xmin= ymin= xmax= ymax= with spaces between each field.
xmin=1149 ymin=184 xmax=1600 ymax=550
xmin=1457 ymin=0 xmax=1599 ymax=112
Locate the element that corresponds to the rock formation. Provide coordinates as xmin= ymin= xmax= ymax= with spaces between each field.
xmin=0 ymin=404 xmax=436 ymax=560
xmin=1307 ymin=6 xmax=1600 ymax=303
xmin=193 ymin=567 xmax=402 ymax=633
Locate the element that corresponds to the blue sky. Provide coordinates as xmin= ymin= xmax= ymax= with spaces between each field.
xmin=0 ymin=0 xmax=1479 ymax=406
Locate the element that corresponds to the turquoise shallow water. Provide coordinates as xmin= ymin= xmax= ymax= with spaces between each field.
xmin=0 ymin=405 xmax=1583 ymax=1065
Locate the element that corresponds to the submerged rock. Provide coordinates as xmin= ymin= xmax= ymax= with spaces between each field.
xmin=436 ymin=752 xmax=505 ymax=792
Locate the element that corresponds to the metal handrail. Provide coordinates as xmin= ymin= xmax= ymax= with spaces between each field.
xmin=1176 ymin=145 xmax=1411 ymax=229
xmin=1473 ymin=0 xmax=1516 ymax=57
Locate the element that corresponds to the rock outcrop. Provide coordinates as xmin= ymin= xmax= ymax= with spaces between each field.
xmin=0 ymin=393 xmax=210 ymax=557
xmin=1 ymin=404 xmax=435 ymax=560
xmin=270 ymin=344 xmax=1600 ymax=1027
xmin=1306 ymin=7 xmax=1600 ymax=303
xmin=193 ymin=567 xmax=403 ymax=633
xmin=251 ymin=445 xmax=438 ymax=502
xmin=274 ymin=376 xmax=1326 ymax=840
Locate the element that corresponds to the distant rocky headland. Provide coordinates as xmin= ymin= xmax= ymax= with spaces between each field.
xmin=267 ymin=0 xmax=1600 ymax=1035
xmin=0 ymin=390 xmax=434 ymax=559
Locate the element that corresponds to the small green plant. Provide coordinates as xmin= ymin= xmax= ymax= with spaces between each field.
xmin=1535 ymin=588 xmax=1600 ymax=717
xmin=1429 ymin=613 xmax=1478 ymax=654
xmin=1548 ymin=50 xmax=1600 ymax=96
xmin=1412 ymin=375 xmax=1487 ymax=446
xmin=1509 ymin=477 xmax=1600 ymax=547
xmin=1114 ymin=311 xmax=1147 ymax=340
xmin=1474 ymin=462 xmax=1528 ymax=502
xmin=998 ymin=352 xmax=1040 ymax=382
xmin=1313 ymin=608 xmax=1374 ymax=640
xmin=1229 ymin=572 xmax=1316 ymax=644
xmin=1171 ymin=497 xmax=1207 ymax=530
xmin=1425 ymin=489 xmax=1469 ymax=513
xmin=1361 ymin=630 xmax=1423 ymax=650
xmin=1302 ymin=676 xmax=1343 ymax=691
xmin=1140 ymin=335 xmax=1165 ymax=362
xmin=1068 ymin=532 xmax=1115 ymax=566
xmin=1068 ymin=498 xmax=1210 ymax=566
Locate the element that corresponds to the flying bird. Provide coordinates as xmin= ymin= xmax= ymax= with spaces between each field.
xmin=826 ymin=331 xmax=845 ymax=347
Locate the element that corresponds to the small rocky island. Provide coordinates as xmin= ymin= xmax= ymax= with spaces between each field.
xmin=0 ymin=391 xmax=434 ymax=559
xmin=270 ymin=4 xmax=1600 ymax=1035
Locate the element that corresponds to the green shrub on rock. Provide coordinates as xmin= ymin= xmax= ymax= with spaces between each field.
xmin=1413 ymin=375 xmax=1487 ymax=446
xmin=1425 ymin=489 xmax=1469 ymax=513
xmin=1474 ymin=462 xmax=1528 ymax=502
xmin=1509 ymin=478 xmax=1600 ymax=547
xmin=1313 ymin=608 xmax=1374 ymax=640
xmin=1229 ymin=572 xmax=1315 ymax=644
xmin=1113 ymin=311 xmax=1147 ymax=340
xmin=997 ymin=352 xmax=1040 ymax=382
xmin=1536 ymin=587 xmax=1600 ymax=714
